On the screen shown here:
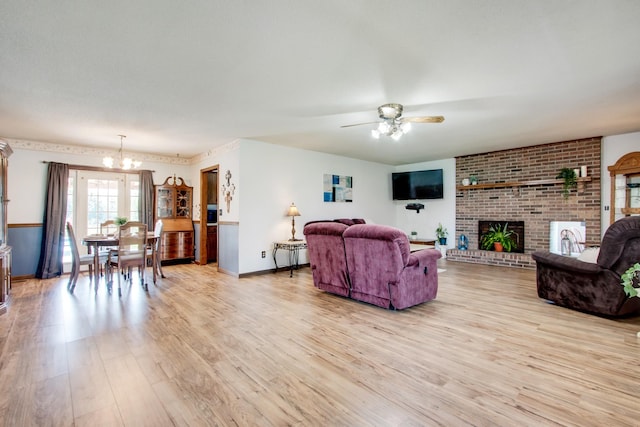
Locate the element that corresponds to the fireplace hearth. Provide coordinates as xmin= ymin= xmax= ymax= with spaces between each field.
xmin=478 ymin=221 xmax=525 ymax=253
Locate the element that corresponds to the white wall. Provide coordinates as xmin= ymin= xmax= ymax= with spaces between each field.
xmin=190 ymin=141 xmax=240 ymax=223
xmin=392 ymin=158 xmax=457 ymax=243
xmin=601 ymin=131 xmax=640 ymax=235
xmin=237 ymin=139 xmax=395 ymax=274
xmin=8 ymin=147 xmax=192 ymax=223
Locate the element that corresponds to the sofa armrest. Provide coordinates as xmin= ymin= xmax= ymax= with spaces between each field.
xmin=407 ymin=248 xmax=442 ymax=267
xmin=531 ymin=251 xmax=604 ymax=275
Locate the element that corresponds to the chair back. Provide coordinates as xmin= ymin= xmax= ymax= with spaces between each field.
xmin=117 ymin=221 xmax=147 ymax=258
xmin=66 ymin=222 xmax=81 ymax=268
xmin=303 ymin=221 xmax=350 ymax=296
xmin=597 ymin=216 xmax=640 ymax=275
xmin=153 ymin=220 xmax=164 ymax=247
xmin=343 ymin=224 xmax=412 ymax=305
xmin=100 ymin=220 xmax=118 ymax=236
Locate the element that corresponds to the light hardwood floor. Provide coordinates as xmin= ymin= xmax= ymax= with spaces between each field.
xmin=1 ymin=260 xmax=639 ymax=426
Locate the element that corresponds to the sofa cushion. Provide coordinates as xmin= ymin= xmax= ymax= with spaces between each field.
xmin=577 ymin=247 xmax=600 ymax=263
xmin=344 ymin=224 xmax=411 ymax=269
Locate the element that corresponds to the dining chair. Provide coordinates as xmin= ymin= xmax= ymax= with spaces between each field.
xmin=146 ymin=219 xmax=165 ymax=283
xmin=97 ymin=219 xmax=120 ymax=275
xmin=106 ymin=221 xmax=148 ymax=296
xmin=100 ymin=219 xmax=118 ymax=236
xmin=67 ymin=222 xmax=106 ymax=293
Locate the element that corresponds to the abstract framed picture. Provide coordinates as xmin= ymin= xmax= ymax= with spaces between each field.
xmin=323 ymin=174 xmax=352 ymax=202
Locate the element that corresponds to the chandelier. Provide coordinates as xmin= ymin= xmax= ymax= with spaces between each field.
xmin=102 ymin=135 xmax=142 ymax=170
xmin=370 ymin=103 xmax=412 ymax=141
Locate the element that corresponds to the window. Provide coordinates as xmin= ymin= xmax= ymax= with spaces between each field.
xmin=64 ymin=170 xmax=139 ymax=265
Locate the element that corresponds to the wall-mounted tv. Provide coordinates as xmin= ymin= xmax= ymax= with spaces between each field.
xmin=392 ymin=169 xmax=443 ymax=200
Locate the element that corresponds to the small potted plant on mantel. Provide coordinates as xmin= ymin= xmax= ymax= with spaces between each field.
xmin=556 ymin=168 xmax=577 ymax=199
xmin=435 ymin=223 xmax=448 ymax=246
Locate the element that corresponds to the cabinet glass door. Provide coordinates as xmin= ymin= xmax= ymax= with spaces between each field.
xmin=176 ymin=189 xmax=191 ymax=217
xmin=156 ymin=188 xmax=174 ymax=218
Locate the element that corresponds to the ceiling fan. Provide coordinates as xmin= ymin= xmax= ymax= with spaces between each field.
xmin=341 ymin=103 xmax=444 ymax=140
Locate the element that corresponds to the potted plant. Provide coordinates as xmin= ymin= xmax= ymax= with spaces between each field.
xmin=410 ymin=231 xmax=418 ymax=240
xmin=621 ymin=263 xmax=640 ymax=298
xmin=480 ymin=223 xmax=515 ymax=252
xmin=556 ymin=168 xmax=577 ymax=199
xmin=435 ymin=223 xmax=448 ymax=245
xmin=621 ymin=263 xmax=640 ymax=337
xmin=114 ymin=216 xmax=128 ymax=226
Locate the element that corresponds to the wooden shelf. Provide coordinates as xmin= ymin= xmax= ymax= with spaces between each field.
xmin=621 ymin=207 xmax=640 ymax=215
xmin=456 ymin=177 xmax=592 ymax=192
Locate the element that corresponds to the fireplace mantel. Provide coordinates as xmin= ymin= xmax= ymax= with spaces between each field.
xmin=456 ymin=176 xmax=592 ymax=192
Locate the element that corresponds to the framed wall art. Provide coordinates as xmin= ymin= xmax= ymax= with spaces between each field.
xmin=323 ymin=174 xmax=352 ymax=202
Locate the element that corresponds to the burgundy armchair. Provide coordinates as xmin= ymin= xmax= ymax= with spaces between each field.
xmin=303 ymin=221 xmax=351 ymax=297
xmin=343 ymin=224 xmax=441 ymax=309
xmin=532 ymin=216 xmax=640 ymax=317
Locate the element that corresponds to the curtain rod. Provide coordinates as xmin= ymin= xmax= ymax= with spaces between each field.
xmin=41 ymin=161 xmax=155 ymax=173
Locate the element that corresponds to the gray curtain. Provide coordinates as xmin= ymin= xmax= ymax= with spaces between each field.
xmin=139 ymin=170 xmax=154 ymax=230
xmin=36 ymin=162 xmax=69 ymax=279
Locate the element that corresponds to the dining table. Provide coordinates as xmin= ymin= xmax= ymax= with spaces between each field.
xmin=82 ymin=232 xmax=164 ymax=287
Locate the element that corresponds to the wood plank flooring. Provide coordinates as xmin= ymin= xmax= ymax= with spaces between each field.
xmin=1 ymin=260 xmax=639 ymax=426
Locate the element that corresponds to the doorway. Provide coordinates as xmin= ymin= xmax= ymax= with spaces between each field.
xmin=199 ymin=165 xmax=219 ymax=265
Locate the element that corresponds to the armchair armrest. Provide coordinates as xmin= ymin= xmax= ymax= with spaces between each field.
xmin=407 ymin=248 xmax=442 ymax=268
xmin=532 ymin=251 xmax=604 ymax=275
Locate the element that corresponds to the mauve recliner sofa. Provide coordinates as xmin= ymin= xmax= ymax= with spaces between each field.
xmin=304 ymin=221 xmax=441 ymax=309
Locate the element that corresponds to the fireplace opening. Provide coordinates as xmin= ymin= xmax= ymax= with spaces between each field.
xmin=478 ymin=220 xmax=525 ymax=253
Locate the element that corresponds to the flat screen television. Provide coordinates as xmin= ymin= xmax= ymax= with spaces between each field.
xmin=392 ymin=169 xmax=444 ymax=200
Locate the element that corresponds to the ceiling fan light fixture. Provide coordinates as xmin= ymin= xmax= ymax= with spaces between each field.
xmin=378 ymin=103 xmax=403 ymax=119
xmin=344 ymin=103 xmax=443 ymax=141
xmin=378 ymin=121 xmax=390 ymax=133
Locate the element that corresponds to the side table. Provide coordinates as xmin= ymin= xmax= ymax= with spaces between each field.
xmin=273 ymin=240 xmax=307 ymax=277
xmin=409 ymin=238 xmax=436 ymax=246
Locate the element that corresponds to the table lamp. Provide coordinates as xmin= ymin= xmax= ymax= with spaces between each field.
xmin=287 ymin=203 xmax=301 ymax=241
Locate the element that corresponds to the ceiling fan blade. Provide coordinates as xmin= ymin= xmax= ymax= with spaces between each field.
xmin=340 ymin=121 xmax=379 ymax=128
xmin=402 ymin=116 xmax=445 ymax=123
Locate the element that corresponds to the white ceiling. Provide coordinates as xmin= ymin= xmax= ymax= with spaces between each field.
xmin=1 ymin=1 xmax=640 ymax=165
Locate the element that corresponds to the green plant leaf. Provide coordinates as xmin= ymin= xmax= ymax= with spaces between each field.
xmin=621 ymin=263 xmax=640 ymax=298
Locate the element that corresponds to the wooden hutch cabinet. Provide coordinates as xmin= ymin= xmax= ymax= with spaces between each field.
xmin=155 ymin=176 xmax=194 ymax=263
xmin=608 ymin=152 xmax=640 ymax=224
xmin=0 ymin=140 xmax=11 ymax=316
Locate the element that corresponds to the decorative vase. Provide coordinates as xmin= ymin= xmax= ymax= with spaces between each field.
xmin=458 ymin=234 xmax=468 ymax=250
xmin=439 ymin=237 xmax=447 ymax=246
xmin=494 ymin=242 xmax=503 ymax=252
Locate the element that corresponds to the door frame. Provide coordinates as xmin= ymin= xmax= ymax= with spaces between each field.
xmin=199 ymin=165 xmax=219 ymax=266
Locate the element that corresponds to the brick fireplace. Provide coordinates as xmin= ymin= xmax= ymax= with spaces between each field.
xmin=447 ymin=137 xmax=602 ymax=269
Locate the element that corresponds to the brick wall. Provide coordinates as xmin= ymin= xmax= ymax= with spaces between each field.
xmin=453 ymin=137 xmax=601 ymax=266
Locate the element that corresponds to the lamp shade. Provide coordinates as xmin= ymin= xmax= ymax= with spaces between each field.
xmin=287 ymin=203 xmax=301 ymax=217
